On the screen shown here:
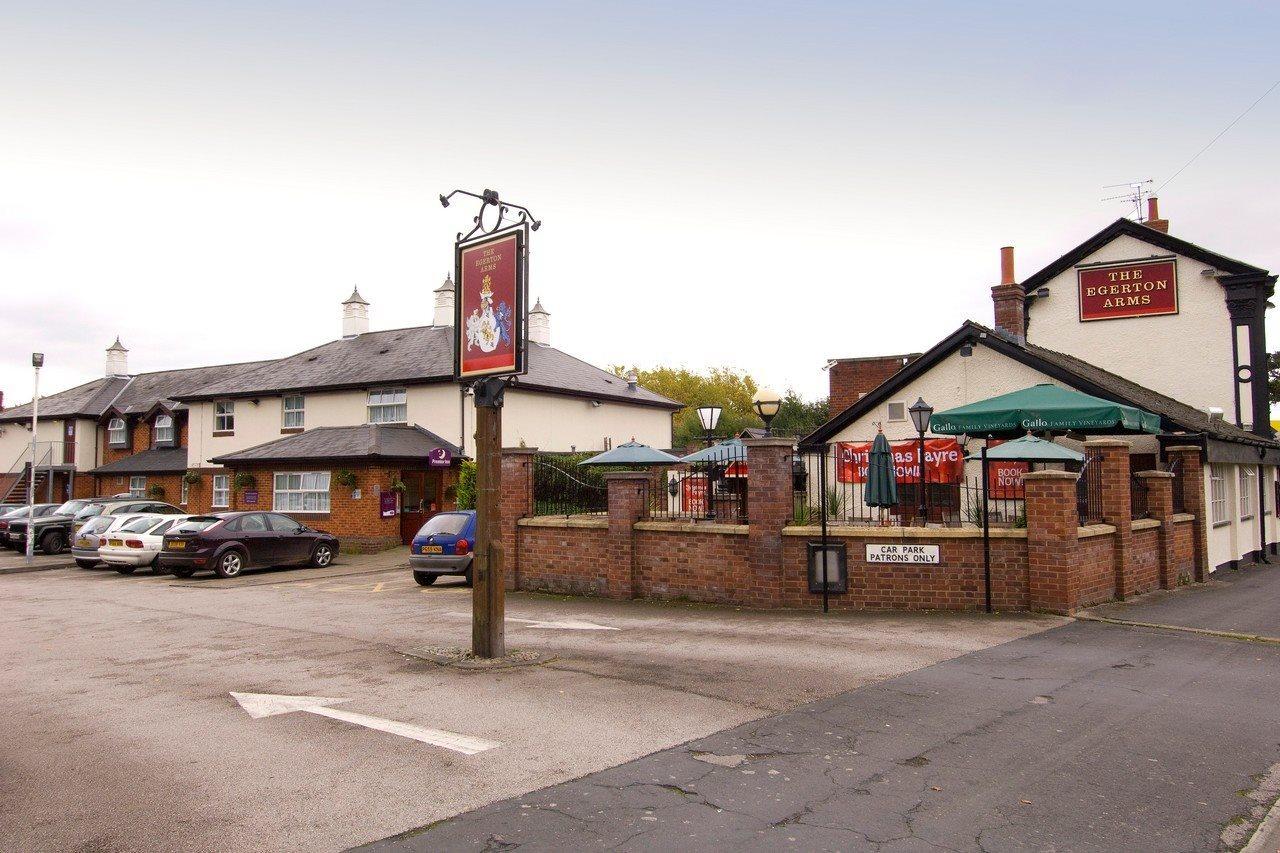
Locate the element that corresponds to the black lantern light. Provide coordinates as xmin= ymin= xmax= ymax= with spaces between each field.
xmin=908 ymin=397 xmax=934 ymax=524
xmin=695 ymin=405 xmax=722 ymax=447
xmin=752 ymin=388 xmax=782 ymax=436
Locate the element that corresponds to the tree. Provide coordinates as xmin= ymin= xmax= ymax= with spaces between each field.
xmin=1269 ymin=351 xmax=1280 ymax=406
xmin=769 ymin=389 xmax=829 ymax=439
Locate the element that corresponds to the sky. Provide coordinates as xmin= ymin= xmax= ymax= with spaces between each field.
xmin=3 ymin=1 xmax=1279 ymax=408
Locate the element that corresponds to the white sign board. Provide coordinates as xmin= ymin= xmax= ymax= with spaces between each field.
xmin=866 ymin=543 xmax=940 ymax=564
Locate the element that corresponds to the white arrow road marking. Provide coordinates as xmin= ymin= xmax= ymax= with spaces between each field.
xmin=445 ymin=612 xmax=618 ymax=631
xmin=229 ymin=692 xmax=499 ymax=755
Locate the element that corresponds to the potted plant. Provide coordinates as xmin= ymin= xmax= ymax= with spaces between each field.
xmin=389 ymin=478 xmax=407 ymax=494
xmin=147 ymin=484 xmax=166 ymax=499
xmin=182 ymin=470 xmax=201 ymax=485
xmin=335 ymin=469 xmax=358 ymax=489
xmin=232 ymin=472 xmax=257 ymax=491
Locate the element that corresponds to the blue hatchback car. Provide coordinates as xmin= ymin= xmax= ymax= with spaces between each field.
xmin=409 ymin=510 xmax=475 ymax=587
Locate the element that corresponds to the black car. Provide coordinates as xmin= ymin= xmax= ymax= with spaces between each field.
xmin=0 ymin=503 xmax=61 ymax=546
xmin=159 ymin=511 xmax=339 ymax=578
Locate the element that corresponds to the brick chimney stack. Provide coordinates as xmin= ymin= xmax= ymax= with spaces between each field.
xmin=828 ymin=354 xmax=919 ymax=415
xmin=1144 ymin=196 xmax=1169 ymax=233
xmin=991 ymin=246 xmax=1026 ymax=345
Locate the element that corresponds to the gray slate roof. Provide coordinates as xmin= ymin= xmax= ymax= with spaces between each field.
xmin=177 ymin=326 xmax=681 ymax=409
xmin=105 ymin=360 xmax=274 ymax=415
xmin=91 ymin=447 xmax=190 ymax=475
xmin=0 ymin=376 xmax=130 ymax=423
xmin=209 ymin=424 xmax=464 ymax=465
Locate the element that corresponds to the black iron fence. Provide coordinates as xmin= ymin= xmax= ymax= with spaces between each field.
xmin=531 ymin=453 xmax=608 ymax=517
xmin=648 ymin=444 xmax=749 ymax=523
xmin=1077 ymin=456 xmax=1103 ymax=525
xmin=1130 ymin=472 xmax=1150 ymax=520
xmin=1168 ymin=458 xmax=1186 ymax=514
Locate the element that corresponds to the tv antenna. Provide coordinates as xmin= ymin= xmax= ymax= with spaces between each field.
xmin=1101 ymin=180 xmax=1154 ymax=220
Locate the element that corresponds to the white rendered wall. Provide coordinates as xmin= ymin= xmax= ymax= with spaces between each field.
xmin=1026 ymin=233 xmax=1235 ymax=416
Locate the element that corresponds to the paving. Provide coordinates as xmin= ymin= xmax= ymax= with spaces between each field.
xmin=366 ymin=565 xmax=1280 ymax=852
xmin=0 ymin=546 xmax=75 ymax=574
xmin=0 ymin=549 xmax=1056 ymax=853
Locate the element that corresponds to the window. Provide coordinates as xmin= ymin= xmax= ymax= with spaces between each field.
xmin=154 ymin=414 xmax=174 ymax=445
xmin=887 ymin=401 xmax=906 ymax=422
xmin=239 ymin=513 xmax=268 ymax=532
xmin=367 ymin=388 xmax=407 ymax=424
xmin=212 ymin=474 xmax=230 ymax=508
xmin=267 ymin=513 xmax=302 ymax=532
xmin=108 ymin=418 xmax=127 ymax=446
xmin=180 ymin=478 xmax=189 ymax=506
xmin=1210 ymin=465 xmax=1228 ymax=525
xmin=273 ymin=471 xmax=331 ymax=513
xmin=214 ymin=401 xmax=235 ymax=433
xmin=1240 ymin=467 xmax=1255 ymax=519
xmin=282 ymin=395 xmax=305 ymax=429
xmin=129 ymin=476 xmax=147 ymax=498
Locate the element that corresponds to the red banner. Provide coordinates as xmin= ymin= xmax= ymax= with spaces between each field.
xmin=836 ymin=439 xmax=963 ymax=485
xmin=457 ymin=231 xmax=522 ymax=378
xmin=682 ymin=474 xmax=708 ymax=514
xmin=1077 ymin=259 xmax=1178 ymax=322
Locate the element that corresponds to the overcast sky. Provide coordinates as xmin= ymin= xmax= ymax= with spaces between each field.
xmin=3 ymin=1 xmax=1279 ymax=408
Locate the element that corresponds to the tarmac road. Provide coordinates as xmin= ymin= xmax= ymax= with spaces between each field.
xmin=0 ymin=551 xmax=1056 ymax=852
xmin=367 ymin=563 xmax=1280 ymax=852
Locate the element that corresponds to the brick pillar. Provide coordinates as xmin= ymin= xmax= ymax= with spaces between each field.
xmin=604 ymin=472 xmax=649 ymax=600
xmin=1166 ymin=445 xmax=1209 ymax=582
xmin=1024 ymin=470 xmax=1081 ymax=614
xmin=500 ymin=448 xmax=536 ymax=591
xmin=1136 ymin=470 xmax=1177 ymax=589
xmin=743 ymin=438 xmax=794 ymax=596
xmin=1086 ymin=439 xmax=1133 ymax=599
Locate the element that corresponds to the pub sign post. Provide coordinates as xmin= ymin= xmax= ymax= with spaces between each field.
xmin=441 ymin=188 xmax=537 ymax=659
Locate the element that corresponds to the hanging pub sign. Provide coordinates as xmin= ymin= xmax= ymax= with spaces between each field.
xmin=454 ymin=228 xmax=527 ymax=379
xmin=836 ymin=439 xmax=963 ymax=485
xmin=1077 ymin=258 xmax=1178 ymax=322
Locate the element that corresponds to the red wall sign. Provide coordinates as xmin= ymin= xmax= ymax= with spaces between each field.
xmin=456 ymin=230 xmax=524 ymax=379
xmin=1077 ymin=259 xmax=1178 ymax=322
xmin=835 ymin=439 xmax=963 ymax=485
xmin=984 ymin=438 xmax=1029 ymax=499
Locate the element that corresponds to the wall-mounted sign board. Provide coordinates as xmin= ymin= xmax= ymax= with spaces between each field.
xmin=866 ymin=543 xmax=940 ymax=564
xmin=1077 ymin=258 xmax=1178 ymax=322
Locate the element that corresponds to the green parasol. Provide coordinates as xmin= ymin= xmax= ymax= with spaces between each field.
xmin=580 ymin=441 xmax=680 ymax=467
xmin=863 ymin=432 xmax=899 ymax=508
xmin=930 ymin=384 xmax=1160 ymax=437
xmin=964 ymin=433 xmax=1084 ymax=463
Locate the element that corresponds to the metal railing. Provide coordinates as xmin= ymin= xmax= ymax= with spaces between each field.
xmin=1130 ymin=472 xmax=1150 ymax=520
xmin=1077 ymin=456 xmax=1103 ymax=525
xmin=1168 ymin=458 xmax=1186 ymax=514
xmin=648 ymin=444 xmax=749 ymax=523
xmin=530 ymin=453 xmax=609 ymax=517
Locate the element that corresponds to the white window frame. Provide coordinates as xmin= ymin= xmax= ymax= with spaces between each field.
xmin=214 ymin=401 xmax=235 ymax=433
xmin=180 ymin=477 xmax=189 ymax=506
xmin=1210 ymin=465 xmax=1228 ymax=526
xmin=282 ymin=395 xmax=305 ymax=430
xmin=129 ymin=476 xmax=147 ymax=498
xmin=154 ymin=413 xmax=174 ymax=445
xmin=367 ymin=388 xmax=407 ymax=424
xmin=886 ymin=401 xmax=906 ymax=422
xmin=273 ymin=471 xmax=331 ymax=513
xmin=1240 ymin=466 xmax=1255 ymax=520
xmin=108 ymin=418 xmax=127 ymax=446
xmin=212 ymin=474 xmax=230 ymax=508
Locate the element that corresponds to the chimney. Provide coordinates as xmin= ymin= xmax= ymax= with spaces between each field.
xmin=827 ymin=354 xmax=918 ymax=415
xmin=105 ymin=336 xmax=130 ymax=377
xmin=342 ymin=287 xmax=370 ymax=338
xmin=529 ymin=297 xmax=551 ymax=346
xmin=626 ymin=370 xmax=638 ymax=391
xmin=991 ymin=246 xmax=1025 ymax=345
xmin=1144 ymin=196 xmax=1169 ymax=233
xmin=433 ymin=274 xmax=455 ymax=327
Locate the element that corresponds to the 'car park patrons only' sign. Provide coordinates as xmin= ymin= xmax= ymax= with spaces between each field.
xmin=455 ymin=229 xmax=526 ymax=379
xmin=1077 ymin=258 xmax=1178 ymax=322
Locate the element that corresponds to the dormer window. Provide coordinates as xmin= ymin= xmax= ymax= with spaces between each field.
xmin=108 ymin=418 xmax=127 ymax=447
xmin=154 ymin=414 xmax=174 ymax=446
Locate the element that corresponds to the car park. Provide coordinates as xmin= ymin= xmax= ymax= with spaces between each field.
xmin=71 ymin=513 xmax=166 ymax=568
xmin=160 ymin=512 xmax=339 ymax=579
xmin=409 ymin=510 xmax=475 ymax=587
xmin=6 ymin=498 xmax=95 ymax=555
xmin=0 ymin=503 xmax=61 ymax=546
xmin=70 ymin=498 xmax=183 ymax=535
xmin=99 ymin=515 xmax=191 ymax=575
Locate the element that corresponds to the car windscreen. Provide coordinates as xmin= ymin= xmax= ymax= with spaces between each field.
xmin=54 ymin=500 xmax=89 ymax=516
xmin=74 ymin=504 xmax=106 ymax=519
xmin=79 ymin=516 xmax=115 ymax=534
xmin=1 ymin=506 xmax=32 ymax=519
xmin=120 ymin=516 xmax=164 ymax=533
xmin=416 ymin=514 xmax=468 ymax=537
xmin=171 ymin=518 xmax=221 ymax=534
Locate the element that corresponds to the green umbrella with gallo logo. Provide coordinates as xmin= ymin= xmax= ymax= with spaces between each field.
xmin=930 ymin=383 xmax=1160 ymax=438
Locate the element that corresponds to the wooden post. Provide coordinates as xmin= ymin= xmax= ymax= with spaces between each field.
xmin=472 ymin=381 xmax=505 ymax=658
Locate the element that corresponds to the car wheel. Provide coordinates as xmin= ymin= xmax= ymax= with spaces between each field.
xmin=214 ymin=550 xmax=245 ymax=578
xmin=464 ymin=567 xmax=474 ymax=587
xmin=150 ymin=557 xmax=169 ymax=575
xmin=115 ymin=566 xmax=136 ymax=575
xmin=413 ymin=571 xmax=437 ymax=587
xmin=75 ymin=559 xmax=97 ymax=569
xmin=310 ymin=543 xmax=334 ymax=568
xmin=171 ymin=566 xmax=196 ymax=578
xmin=40 ymin=530 xmax=66 ymax=555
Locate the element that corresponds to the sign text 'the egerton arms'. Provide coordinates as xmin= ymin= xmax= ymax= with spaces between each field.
xmin=1076 ymin=258 xmax=1178 ymax=322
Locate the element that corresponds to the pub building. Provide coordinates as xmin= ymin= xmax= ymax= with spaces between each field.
xmin=808 ymin=199 xmax=1279 ymax=572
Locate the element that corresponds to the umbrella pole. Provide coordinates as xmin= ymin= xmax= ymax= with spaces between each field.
xmin=981 ymin=444 xmax=992 ymax=614
xmin=820 ymin=445 xmax=829 ymax=614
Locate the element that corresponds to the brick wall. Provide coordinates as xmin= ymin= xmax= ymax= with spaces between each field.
xmin=517 ymin=519 xmax=611 ymax=596
xmin=633 ymin=524 xmax=751 ymax=604
xmin=828 ymin=355 xmax=916 ymax=416
xmin=1129 ymin=524 xmax=1161 ymax=597
xmin=1171 ymin=517 xmax=1195 ymax=583
xmin=1075 ymin=531 xmax=1115 ymax=608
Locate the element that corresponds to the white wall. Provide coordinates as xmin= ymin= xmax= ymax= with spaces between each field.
xmin=1027 ymin=234 xmax=1236 ymax=417
xmin=0 ymin=418 xmax=67 ymax=473
xmin=501 ymin=389 xmax=672 ymax=453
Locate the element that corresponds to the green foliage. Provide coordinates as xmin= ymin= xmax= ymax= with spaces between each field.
xmin=182 ymin=470 xmax=201 ymax=485
xmin=334 ymin=469 xmax=358 ymax=489
xmin=1269 ymin=351 xmax=1280 ymax=405
xmin=147 ymin=484 xmax=165 ymax=499
xmin=770 ymin=389 xmax=830 ymax=440
xmin=389 ymin=478 xmax=407 ymax=494
xmin=455 ymin=460 xmax=477 ymax=510
xmin=232 ymin=472 xmax=256 ymax=491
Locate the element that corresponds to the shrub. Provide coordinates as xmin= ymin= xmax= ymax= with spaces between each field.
xmin=182 ymin=470 xmax=201 ymax=485
xmin=456 ymin=460 xmax=477 ymax=510
xmin=147 ymin=484 xmax=166 ymax=499
xmin=334 ymin=469 xmax=358 ymax=489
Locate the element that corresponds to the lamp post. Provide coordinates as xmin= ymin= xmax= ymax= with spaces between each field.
xmin=752 ymin=388 xmax=782 ymax=436
xmin=26 ymin=353 xmax=43 ymax=565
xmin=695 ymin=405 xmax=721 ymax=447
xmin=908 ymin=397 xmax=933 ymax=525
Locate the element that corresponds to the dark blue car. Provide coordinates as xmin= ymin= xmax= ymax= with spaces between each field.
xmin=409 ymin=510 xmax=475 ymax=587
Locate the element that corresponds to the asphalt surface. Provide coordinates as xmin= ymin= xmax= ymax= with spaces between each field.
xmin=364 ymin=565 xmax=1280 ymax=852
xmin=0 ymin=550 xmax=1056 ymax=852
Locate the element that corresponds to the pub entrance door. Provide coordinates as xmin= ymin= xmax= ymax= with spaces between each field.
xmin=400 ymin=469 xmax=443 ymax=544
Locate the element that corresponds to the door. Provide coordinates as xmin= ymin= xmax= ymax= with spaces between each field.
xmin=266 ymin=513 xmax=310 ymax=563
xmin=236 ymin=513 xmax=277 ymax=565
xmin=63 ymin=422 xmax=75 ymax=464
xmin=400 ymin=470 xmax=443 ymax=545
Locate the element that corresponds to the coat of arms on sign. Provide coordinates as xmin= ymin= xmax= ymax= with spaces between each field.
xmin=465 ymin=275 xmax=513 ymax=354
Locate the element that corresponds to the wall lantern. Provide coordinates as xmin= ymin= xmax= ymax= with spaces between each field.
xmin=752 ymin=388 xmax=782 ymax=435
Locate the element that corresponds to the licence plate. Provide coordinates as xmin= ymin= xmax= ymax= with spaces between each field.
xmin=168 ymin=540 xmax=186 ymax=550
xmin=108 ymin=539 xmax=123 ymax=547
xmin=76 ymin=537 xmax=91 ymax=547
xmin=422 ymin=545 xmax=443 ymax=554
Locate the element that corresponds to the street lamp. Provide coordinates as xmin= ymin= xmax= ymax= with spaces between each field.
xmin=752 ymin=388 xmax=782 ymax=436
xmin=26 ymin=352 xmax=43 ymax=565
xmin=695 ymin=405 xmax=722 ymax=447
xmin=908 ymin=397 xmax=933 ymax=525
